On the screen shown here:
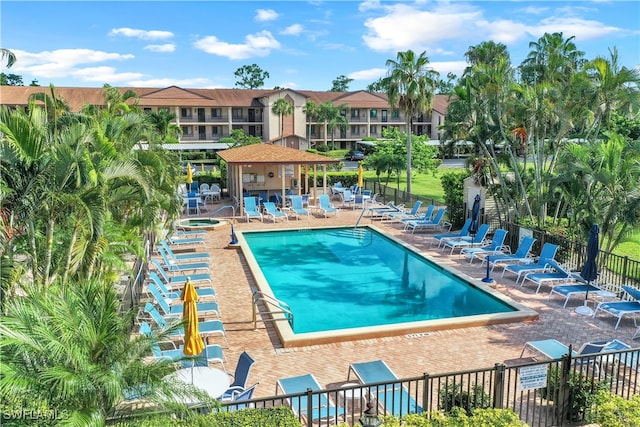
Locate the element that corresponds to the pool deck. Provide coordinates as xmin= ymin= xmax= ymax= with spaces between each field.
xmin=168 ymin=203 xmax=640 ymax=398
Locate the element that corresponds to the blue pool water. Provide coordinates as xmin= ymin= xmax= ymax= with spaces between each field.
xmin=243 ymin=227 xmax=517 ymax=334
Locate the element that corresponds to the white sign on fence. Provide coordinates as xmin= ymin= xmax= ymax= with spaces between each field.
xmin=519 ymin=365 xmax=548 ymax=391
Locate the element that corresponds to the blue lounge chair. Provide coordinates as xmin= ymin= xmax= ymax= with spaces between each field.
xmin=141 ymin=322 xmax=225 ymax=368
xmin=221 ymin=351 xmax=256 ymax=401
xmin=488 ymin=236 xmax=536 ymax=271
xmin=347 ymin=360 xmax=422 ymax=416
xmin=403 ymin=207 xmax=447 ymax=234
xmin=430 ymin=218 xmax=472 ymax=247
xmin=341 ymin=189 xmax=356 ymax=208
xmin=461 ymin=228 xmax=508 ymax=264
xmin=593 ymin=285 xmax=640 ymax=329
xmin=148 ymin=272 xmax=216 ymax=300
xmin=382 ymin=200 xmax=424 ymax=222
xmin=167 ymin=231 xmax=206 ymax=246
xmin=441 ymin=223 xmax=489 ymax=254
xmin=243 ymin=196 xmax=263 ymax=222
xmin=160 ymin=240 xmax=210 ymax=262
xmin=276 ymin=373 xmax=344 ymax=423
xmin=521 ymin=259 xmax=582 ymax=293
xmin=158 ymin=247 xmax=210 ymax=273
xmin=143 ymin=302 xmax=229 ymax=347
xmin=368 ymin=202 xmax=404 ymax=219
xmin=263 ymin=201 xmax=288 ymax=223
xmin=548 ymin=282 xmax=603 ymax=308
xmin=148 ymin=283 xmax=221 ymax=319
xmin=150 ymin=258 xmax=213 ymax=287
xmin=224 ymin=383 xmax=259 ymax=410
xmin=502 ymin=242 xmax=559 ymax=284
xmin=288 ymin=195 xmax=309 ymax=219
xmin=171 ymin=222 xmax=208 ymax=237
xmin=318 ymin=194 xmax=338 ymax=217
xmin=520 ymin=338 xmax=623 ymax=359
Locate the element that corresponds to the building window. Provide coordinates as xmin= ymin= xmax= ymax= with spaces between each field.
xmin=211 ymin=108 xmax=221 ymax=118
xmin=181 ymin=126 xmax=193 ymax=135
xmin=340 ymin=109 xmax=347 ymax=116
xmin=212 ymin=126 xmax=219 ymax=135
xmin=309 ymin=125 xmax=316 ymax=136
xmin=351 ymin=125 xmax=360 ymax=135
xmin=370 ymin=109 xmax=377 ymax=118
xmin=181 ymin=108 xmax=192 ymax=118
xmin=143 ymin=107 xmax=152 ymax=113
xmin=351 ymin=109 xmax=359 ymax=118
xmin=370 ymin=125 xmax=377 ymax=134
xmin=392 ymin=110 xmax=400 ymax=118
xmin=232 ymin=108 xmax=242 ymax=119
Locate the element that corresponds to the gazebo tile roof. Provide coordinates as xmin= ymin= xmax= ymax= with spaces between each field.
xmin=217 ymin=143 xmax=339 ymax=165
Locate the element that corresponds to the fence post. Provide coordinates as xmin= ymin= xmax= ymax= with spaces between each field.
xmin=306 ymin=388 xmax=313 ymax=427
xmin=622 ymin=256 xmax=629 ymax=286
xmin=556 ymin=352 xmax=573 ymax=425
xmin=493 ymin=363 xmax=505 ymax=409
xmin=422 ymin=372 xmax=430 ymax=413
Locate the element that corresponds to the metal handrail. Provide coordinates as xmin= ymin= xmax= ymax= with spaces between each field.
xmin=208 ymin=204 xmax=236 ymax=217
xmin=252 ymin=290 xmax=293 ymax=329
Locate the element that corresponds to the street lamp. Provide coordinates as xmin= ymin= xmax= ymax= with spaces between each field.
xmin=359 ymin=400 xmax=382 ymax=427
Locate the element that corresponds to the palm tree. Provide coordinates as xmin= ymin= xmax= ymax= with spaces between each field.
xmin=583 ymin=47 xmax=640 ymax=138
xmin=383 ymin=50 xmax=439 ymax=194
xmin=147 ymin=108 xmax=182 ymax=143
xmin=520 ymin=32 xmax=585 ymax=85
xmin=0 ymin=278 xmax=210 ymax=424
xmin=1 ymin=48 xmax=16 ymax=68
xmin=303 ymin=100 xmax=318 ymax=147
xmin=272 ymin=97 xmax=294 ymax=146
xmin=317 ymin=101 xmax=349 ymax=150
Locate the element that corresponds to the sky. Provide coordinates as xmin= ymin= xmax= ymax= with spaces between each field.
xmin=2 ymin=0 xmax=639 ymax=91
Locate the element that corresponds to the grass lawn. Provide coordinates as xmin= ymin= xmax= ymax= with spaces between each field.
xmin=362 ymin=169 xmax=446 ymax=203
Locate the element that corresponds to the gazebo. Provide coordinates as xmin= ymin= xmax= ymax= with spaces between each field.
xmin=216 ymin=144 xmax=339 ymax=213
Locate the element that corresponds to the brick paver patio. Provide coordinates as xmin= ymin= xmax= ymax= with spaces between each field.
xmin=163 ymin=201 xmax=639 ymax=399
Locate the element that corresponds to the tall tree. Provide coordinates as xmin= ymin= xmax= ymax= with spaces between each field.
xmin=317 ymin=101 xmax=349 ymax=149
xmin=234 ymin=64 xmax=270 ymax=89
xmin=330 ymin=75 xmax=353 ymax=92
xmin=383 ymin=50 xmax=439 ymax=194
xmin=272 ymin=97 xmax=294 ymax=146
xmin=303 ymin=100 xmax=318 ymax=146
xmin=147 ymin=108 xmax=182 ymax=142
xmin=0 ymin=73 xmax=23 ymax=86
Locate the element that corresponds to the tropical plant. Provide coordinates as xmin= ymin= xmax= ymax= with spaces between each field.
xmin=330 ymin=75 xmax=353 ymax=92
xmin=1 ymin=48 xmax=16 ymax=68
xmin=303 ymin=100 xmax=318 ymax=146
xmin=0 ymin=278 xmax=209 ymax=426
xmin=383 ymin=49 xmax=439 ymax=194
xmin=146 ymin=109 xmax=182 ymax=143
xmin=316 ymin=101 xmax=349 ymax=150
xmin=272 ymin=97 xmax=294 ymax=145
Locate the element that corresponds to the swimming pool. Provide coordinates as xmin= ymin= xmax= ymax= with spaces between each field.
xmin=238 ymin=225 xmax=537 ymax=347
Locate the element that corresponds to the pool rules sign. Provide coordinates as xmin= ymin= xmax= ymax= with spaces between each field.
xmin=519 ymin=365 xmax=548 ymax=391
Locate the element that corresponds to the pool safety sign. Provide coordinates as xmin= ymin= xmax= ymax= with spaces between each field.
xmin=519 ymin=365 xmax=548 ymax=391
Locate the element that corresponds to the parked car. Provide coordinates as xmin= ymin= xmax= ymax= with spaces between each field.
xmin=345 ymin=150 xmax=365 ymax=161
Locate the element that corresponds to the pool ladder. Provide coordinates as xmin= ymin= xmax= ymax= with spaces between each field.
xmin=252 ymin=290 xmax=293 ymax=330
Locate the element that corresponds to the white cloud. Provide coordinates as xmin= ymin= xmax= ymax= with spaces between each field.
xmin=520 ymin=6 xmax=549 ymax=15
xmin=109 ymin=27 xmax=174 ymax=40
xmin=193 ymin=31 xmax=281 ymax=60
xmin=348 ymin=67 xmax=386 ymax=81
xmin=532 ymin=16 xmax=626 ymax=41
xmin=476 ymin=19 xmax=529 ymax=45
xmin=144 ymin=44 xmax=176 ymax=53
xmin=72 ymin=66 xmax=145 ymax=83
xmin=362 ymin=3 xmax=483 ymax=52
xmin=8 ymin=48 xmax=134 ymax=78
xmin=281 ymin=24 xmax=304 ymax=36
xmin=430 ymin=61 xmax=468 ymax=78
xmin=358 ymin=0 xmax=382 ymax=12
xmin=255 ymin=9 xmax=279 ymax=22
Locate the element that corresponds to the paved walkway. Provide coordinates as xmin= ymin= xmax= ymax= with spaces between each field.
xmin=167 ymin=201 xmax=639 ymax=399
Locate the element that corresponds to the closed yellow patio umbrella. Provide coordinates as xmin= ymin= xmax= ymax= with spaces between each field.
xmin=181 ymin=279 xmax=205 ymax=358
xmin=357 ymin=164 xmax=364 ymax=188
xmin=186 ymin=162 xmax=193 ymax=186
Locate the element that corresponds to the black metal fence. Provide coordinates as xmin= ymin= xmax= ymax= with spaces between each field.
xmin=220 ymin=346 xmax=640 ymax=426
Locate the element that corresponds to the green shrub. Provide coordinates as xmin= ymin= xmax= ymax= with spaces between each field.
xmin=377 ymin=407 xmax=527 ymax=426
xmin=109 ymin=406 xmax=301 ymax=426
xmin=440 ymin=171 xmax=470 ymax=229
xmin=316 ymin=144 xmax=330 ymax=152
xmin=438 ymin=383 xmax=491 ymax=415
xmin=586 ymin=390 xmax=640 ymax=426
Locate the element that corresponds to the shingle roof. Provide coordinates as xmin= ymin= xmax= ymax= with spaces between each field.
xmin=0 ymin=86 xmax=450 ymax=114
xmin=217 ymin=143 xmax=339 ymax=165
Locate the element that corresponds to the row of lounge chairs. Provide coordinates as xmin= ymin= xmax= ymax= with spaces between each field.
xmin=243 ymin=194 xmax=343 ymax=222
xmin=276 ymin=359 xmax=421 ymax=423
xmin=434 ymin=220 xmax=640 ymax=333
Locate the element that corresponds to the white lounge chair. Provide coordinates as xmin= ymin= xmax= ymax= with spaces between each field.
xmin=441 ymin=223 xmax=489 ymax=254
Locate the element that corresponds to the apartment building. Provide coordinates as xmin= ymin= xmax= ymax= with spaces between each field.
xmin=0 ymin=85 xmax=449 ymax=151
